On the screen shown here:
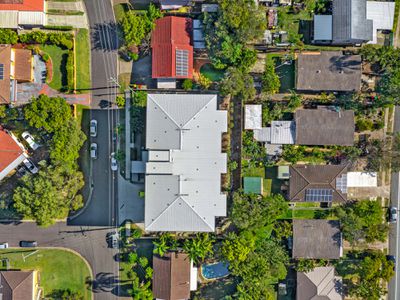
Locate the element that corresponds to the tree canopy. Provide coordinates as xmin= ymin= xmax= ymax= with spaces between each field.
xmin=13 ymin=164 xmax=84 ymax=226
xmin=262 ymin=58 xmax=281 ymax=94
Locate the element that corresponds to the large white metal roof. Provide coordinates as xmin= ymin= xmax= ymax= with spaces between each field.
xmin=366 ymin=1 xmax=395 ymax=44
xmin=244 ymin=104 xmax=262 ymax=130
xmin=0 ymin=11 xmax=18 ymax=28
xmin=145 ymin=94 xmax=227 ymax=232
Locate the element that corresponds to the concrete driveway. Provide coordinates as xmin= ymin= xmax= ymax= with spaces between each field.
xmin=46 ymin=14 xmax=89 ymax=29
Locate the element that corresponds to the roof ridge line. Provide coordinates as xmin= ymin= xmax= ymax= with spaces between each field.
xmin=291 ymin=165 xmax=311 ymax=200
xmin=146 ymin=197 xmax=181 ymax=229
xmin=180 ymin=196 xmax=214 ymax=230
xmin=182 ymin=95 xmax=215 ymax=128
xmin=149 ymin=95 xmax=181 ymax=129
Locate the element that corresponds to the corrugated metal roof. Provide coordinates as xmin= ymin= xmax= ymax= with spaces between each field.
xmin=314 ymin=15 xmax=332 ymax=41
xmin=254 ymin=127 xmax=270 ymax=142
xmin=151 ymin=16 xmax=193 ymax=79
xmin=366 ymin=1 xmax=395 ymax=44
xmin=270 ymin=121 xmax=295 ymax=144
xmin=0 ymin=11 xmax=18 ymax=28
xmin=145 ymin=94 xmax=227 ymax=232
xmin=244 ymin=105 xmax=262 ymax=130
xmin=18 ymin=11 xmax=44 ymax=25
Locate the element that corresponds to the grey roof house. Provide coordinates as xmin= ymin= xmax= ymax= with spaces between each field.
xmin=296 ymin=51 xmax=362 ymax=92
xmin=314 ymin=0 xmax=373 ymax=45
xmin=295 ymin=107 xmax=355 ymax=146
xmin=145 ymin=94 xmax=227 ymax=232
xmin=289 ymin=164 xmax=348 ymax=203
xmin=293 ymin=219 xmax=343 ymax=259
xmin=297 ymin=267 xmax=343 ymax=300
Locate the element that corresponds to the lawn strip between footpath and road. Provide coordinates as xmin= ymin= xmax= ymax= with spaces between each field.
xmin=75 ymin=29 xmax=91 ymax=91
xmin=0 ymin=248 xmax=92 ymax=299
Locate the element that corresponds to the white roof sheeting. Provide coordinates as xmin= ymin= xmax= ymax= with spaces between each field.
xmin=254 ymin=127 xmax=270 ymax=142
xmin=0 ymin=11 xmax=18 ymax=28
xmin=270 ymin=121 xmax=295 ymax=144
xmin=314 ymin=15 xmax=333 ymax=41
xmin=366 ymin=1 xmax=395 ymax=44
xmin=347 ymin=172 xmax=377 ymax=187
xmin=244 ymin=105 xmax=262 ymax=130
xmin=145 ymin=94 xmax=227 ymax=232
xmin=18 ymin=11 xmax=44 ymax=25
xmin=193 ymin=19 xmax=203 ymax=29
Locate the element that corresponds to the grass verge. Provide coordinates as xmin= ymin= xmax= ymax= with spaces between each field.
xmin=75 ymin=29 xmax=91 ymax=91
xmin=40 ymin=45 xmax=68 ymax=91
xmin=114 ymin=4 xmax=129 ymax=23
xmin=0 ymin=249 xmax=91 ymax=299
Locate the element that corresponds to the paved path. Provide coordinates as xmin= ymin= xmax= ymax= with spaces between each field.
xmin=0 ymin=222 xmax=120 ymax=297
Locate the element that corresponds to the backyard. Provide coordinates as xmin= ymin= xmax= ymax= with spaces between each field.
xmin=0 ymin=249 xmax=92 ymax=299
xmin=242 ymin=166 xmax=282 ymax=196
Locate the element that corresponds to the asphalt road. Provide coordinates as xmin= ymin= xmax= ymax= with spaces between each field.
xmin=0 ymin=222 xmax=122 ymax=297
xmin=389 ymin=106 xmax=400 ymax=300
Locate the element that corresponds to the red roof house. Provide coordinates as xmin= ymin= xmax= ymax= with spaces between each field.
xmin=0 ymin=0 xmax=44 ymax=12
xmin=0 ymin=129 xmax=26 ymax=181
xmin=151 ymin=16 xmax=193 ymax=79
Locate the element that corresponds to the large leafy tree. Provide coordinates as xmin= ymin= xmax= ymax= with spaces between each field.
xmin=220 ymin=67 xmax=256 ymax=100
xmin=220 ymin=231 xmax=256 ymax=269
xmin=262 ymin=58 xmax=280 ymax=95
xmin=231 ymin=192 xmax=288 ymax=232
xmin=24 ymin=95 xmax=72 ymax=133
xmin=183 ymin=233 xmax=214 ymax=265
xmin=13 ymin=164 xmax=84 ymax=226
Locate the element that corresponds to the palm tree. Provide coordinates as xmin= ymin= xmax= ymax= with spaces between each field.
xmin=153 ymin=238 xmax=169 ymax=257
xmin=183 ymin=233 xmax=214 ymax=265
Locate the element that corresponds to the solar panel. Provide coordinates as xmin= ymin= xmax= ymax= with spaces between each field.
xmin=176 ymin=49 xmax=189 ymax=77
xmin=0 ymin=64 xmax=4 ymax=80
xmin=305 ymin=188 xmax=333 ymax=202
xmin=336 ymin=174 xmax=347 ymax=194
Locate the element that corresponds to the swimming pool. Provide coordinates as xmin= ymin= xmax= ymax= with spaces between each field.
xmin=201 ymin=262 xmax=230 ymax=279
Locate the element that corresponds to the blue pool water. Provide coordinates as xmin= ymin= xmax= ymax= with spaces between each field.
xmin=201 ymin=262 xmax=230 ymax=279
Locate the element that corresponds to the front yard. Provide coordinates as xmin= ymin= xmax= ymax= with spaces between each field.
xmin=40 ymin=44 xmax=68 ymax=91
xmin=0 ymin=249 xmax=92 ymax=299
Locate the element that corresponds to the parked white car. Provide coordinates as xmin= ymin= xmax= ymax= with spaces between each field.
xmin=90 ymin=120 xmax=97 ymax=137
xmin=110 ymin=152 xmax=118 ymax=171
xmin=23 ymin=158 xmax=38 ymax=174
xmin=90 ymin=143 xmax=97 ymax=159
xmin=22 ymin=131 xmax=39 ymax=150
xmin=0 ymin=242 xmax=8 ymax=249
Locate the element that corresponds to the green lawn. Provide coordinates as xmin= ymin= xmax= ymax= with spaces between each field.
xmin=0 ymin=249 xmax=91 ymax=299
xmin=280 ymin=208 xmax=335 ymax=219
xmin=40 ymin=45 xmax=68 ymax=91
xmin=242 ymin=166 xmax=282 ymax=196
xmin=277 ymin=7 xmax=313 ymax=43
xmin=75 ymin=29 xmax=91 ymax=91
xmin=200 ymin=64 xmax=225 ymax=82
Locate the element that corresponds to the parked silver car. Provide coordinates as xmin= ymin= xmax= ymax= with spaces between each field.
xmin=23 ymin=158 xmax=38 ymax=174
xmin=90 ymin=143 xmax=97 ymax=159
xmin=22 ymin=131 xmax=39 ymax=150
xmin=90 ymin=120 xmax=97 ymax=137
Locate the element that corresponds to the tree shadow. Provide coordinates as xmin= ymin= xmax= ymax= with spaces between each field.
xmin=329 ymin=55 xmax=361 ymax=74
xmin=87 ymin=273 xmax=133 ymax=296
xmin=60 ymin=53 xmax=68 ymax=92
xmin=91 ymin=22 xmax=119 ymax=52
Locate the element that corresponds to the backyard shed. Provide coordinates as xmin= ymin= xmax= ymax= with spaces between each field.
xmin=244 ymin=177 xmax=263 ymax=194
xmin=313 ymin=15 xmax=332 ymax=41
xmin=278 ymin=166 xmax=290 ymax=179
xmin=244 ymin=105 xmax=262 ymax=130
xmin=366 ymin=1 xmax=395 ymax=44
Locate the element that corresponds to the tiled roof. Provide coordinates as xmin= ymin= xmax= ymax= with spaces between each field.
xmin=0 ymin=129 xmax=24 ymax=179
xmin=293 ymin=219 xmax=342 ymax=259
xmin=0 ymin=271 xmax=34 ymax=300
xmin=0 ymin=45 xmax=11 ymax=104
xmin=0 ymin=0 xmax=44 ymax=11
xmin=13 ymin=48 xmax=32 ymax=82
xmin=151 ymin=16 xmax=193 ymax=79
xmin=153 ymin=252 xmax=191 ymax=300
xmin=289 ymin=164 xmax=348 ymax=202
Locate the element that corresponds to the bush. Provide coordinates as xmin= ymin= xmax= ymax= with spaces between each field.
xmin=0 ymin=29 xmax=18 ymax=44
xmin=41 ymin=53 xmax=50 ymax=62
xmin=44 ymin=25 xmax=74 ymax=31
xmin=128 ymin=52 xmax=139 ymax=61
xmin=66 ymin=51 xmax=74 ymax=92
xmin=139 ymin=256 xmax=148 ymax=268
xmin=128 ymin=252 xmax=138 ymax=264
xmin=48 ymin=33 xmax=73 ymax=49
xmin=198 ymin=74 xmax=212 ymax=90
xmin=182 ymin=79 xmax=193 ymax=90
xmin=116 ymin=95 xmax=126 ymax=107
xmin=131 ymin=228 xmax=142 ymax=239
xmin=356 ymin=118 xmax=374 ymax=132
xmin=133 ymin=91 xmax=147 ymax=107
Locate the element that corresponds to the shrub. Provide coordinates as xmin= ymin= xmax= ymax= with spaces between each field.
xmin=356 ymin=118 xmax=374 ymax=132
xmin=116 ymin=95 xmax=126 ymax=107
xmin=0 ymin=29 xmax=18 ymax=44
xmin=198 ymin=74 xmax=212 ymax=90
xmin=139 ymin=256 xmax=148 ymax=268
xmin=66 ymin=51 xmax=74 ymax=92
xmin=131 ymin=228 xmax=142 ymax=239
xmin=182 ymin=79 xmax=193 ymax=90
xmin=133 ymin=91 xmax=147 ymax=107
xmin=127 ymin=252 xmax=138 ymax=264
xmin=128 ymin=52 xmax=139 ymax=61
xmin=41 ymin=53 xmax=50 ymax=62
xmin=44 ymin=25 xmax=73 ymax=31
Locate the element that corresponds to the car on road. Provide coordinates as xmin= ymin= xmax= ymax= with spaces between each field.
xmin=23 ymin=159 xmax=38 ymax=174
xmin=20 ymin=241 xmax=37 ymax=247
xmin=99 ymin=100 xmax=112 ymax=109
xmin=21 ymin=131 xmax=39 ymax=150
xmin=389 ymin=206 xmax=398 ymax=223
xmin=90 ymin=143 xmax=98 ymax=159
xmin=0 ymin=242 xmax=8 ymax=249
xmin=110 ymin=152 xmax=117 ymax=171
xmin=387 ymin=255 xmax=396 ymax=270
xmin=90 ymin=120 xmax=97 ymax=137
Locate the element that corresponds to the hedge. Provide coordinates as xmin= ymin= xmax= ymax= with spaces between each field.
xmin=66 ymin=50 xmax=74 ymax=92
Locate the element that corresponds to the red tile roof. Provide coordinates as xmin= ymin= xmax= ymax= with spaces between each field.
xmin=0 ymin=0 xmax=44 ymax=11
xmin=0 ymin=129 xmax=24 ymax=174
xmin=151 ymin=16 xmax=193 ymax=79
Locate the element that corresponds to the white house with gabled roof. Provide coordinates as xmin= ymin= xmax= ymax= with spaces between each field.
xmin=145 ymin=94 xmax=227 ymax=232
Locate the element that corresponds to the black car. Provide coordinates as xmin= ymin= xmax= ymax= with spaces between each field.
xmin=20 ymin=241 xmax=37 ymax=247
xmin=387 ymin=255 xmax=396 ymax=270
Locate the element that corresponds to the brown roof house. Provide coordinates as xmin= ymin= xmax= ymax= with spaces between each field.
xmin=293 ymin=219 xmax=343 ymax=259
xmin=289 ymin=164 xmax=348 ymax=203
xmin=153 ymin=252 xmax=197 ymax=300
xmin=0 ymin=270 xmax=40 ymax=300
xmin=0 ymin=45 xmax=33 ymax=104
xmin=296 ymin=51 xmax=362 ymax=92
xmin=294 ymin=107 xmax=355 ymax=146
xmin=297 ymin=266 xmax=344 ymax=300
